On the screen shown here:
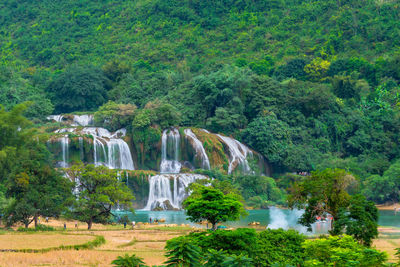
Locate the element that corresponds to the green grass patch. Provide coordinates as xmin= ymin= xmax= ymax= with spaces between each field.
xmin=0 ymin=234 xmax=105 ymax=253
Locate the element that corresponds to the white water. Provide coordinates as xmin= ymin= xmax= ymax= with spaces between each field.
xmin=72 ymin=115 xmax=93 ymax=126
xmin=184 ymin=129 xmax=210 ymax=170
xmin=216 ymin=134 xmax=253 ymax=174
xmin=160 ymin=128 xmax=181 ymax=173
xmin=47 ymin=115 xmax=64 ymax=123
xmin=143 ymin=174 xmax=206 ymax=210
xmin=268 ymin=207 xmax=309 ymax=233
xmin=60 ymin=135 xmax=69 ymax=168
xmin=47 ymin=114 xmax=94 ymax=126
xmin=54 ymin=127 xmax=135 ymax=170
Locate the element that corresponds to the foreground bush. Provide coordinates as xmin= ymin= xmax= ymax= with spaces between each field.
xmin=164 ymin=229 xmax=387 ymax=266
xmin=112 ymin=254 xmax=147 ymax=267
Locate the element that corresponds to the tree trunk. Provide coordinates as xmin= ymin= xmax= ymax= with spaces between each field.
xmin=212 ymin=223 xmax=217 ymax=231
xmin=34 ymin=215 xmax=38 ymax=227
xmin=88 ymin=220 xmax=93 ymax=230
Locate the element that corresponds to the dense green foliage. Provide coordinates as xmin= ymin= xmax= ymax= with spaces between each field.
xmin=289 ymin=169 xmax=379 ymax=245
xmin=1 ymin=0 xmax=400 ymax=204
xmin=165 ymin=229 xmax=386 ymax=266
xmin=0 ymin=104 xmax=73 ymax=227
xmin=111 ymin=254 xmax=147 ymax=267
xmin=183 ymin=185 xmax=246 ymax=230
xmin=194 ymin=169 xmax=286 ymax=208
xmin=66 ymin=163 xmax=135 ymax=229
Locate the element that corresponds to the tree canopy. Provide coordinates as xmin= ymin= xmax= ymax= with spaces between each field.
xmin=183 ymin=185 xmax=246 ymax=230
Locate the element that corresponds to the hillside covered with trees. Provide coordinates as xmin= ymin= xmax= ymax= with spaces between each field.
xmin=1 ymin=0 xmax=400 ymax=205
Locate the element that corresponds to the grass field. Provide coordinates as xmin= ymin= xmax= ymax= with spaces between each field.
xmin=0 ymin=219 xmax=398 ymax=266
xmin=0 ymin=220 xmax=192 ymax=266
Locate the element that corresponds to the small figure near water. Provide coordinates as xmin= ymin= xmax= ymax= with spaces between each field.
xmin=64 ymin=222 xmax=66 ymax=230
xmin=132 ymin=221 xmax=135 ymax=229
xmin=149 ymin=218 xmax=152 ymax=223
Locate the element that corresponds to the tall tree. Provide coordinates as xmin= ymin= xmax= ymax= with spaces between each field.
xmin=288 ymin=168 xmax=356 ymax=232
xmin=334 ymin=194 xmax=379 ymax=246
xmin=67 ymin=163 xmax=134 ymax=229
xmin=183 ymin=185 xmax=246 ymax=230
xmin=5 ymin=141 xmax=73 ymax=228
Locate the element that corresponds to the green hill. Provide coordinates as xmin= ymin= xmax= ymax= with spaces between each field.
xmin=0 ymin=0 xmax=399 ymax=69
xmin=1 ymin=0 xmax=400 ymax=203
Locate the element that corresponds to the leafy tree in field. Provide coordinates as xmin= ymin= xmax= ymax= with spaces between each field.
xmin=67 ymin=163 xmax=134 ymax=229
xmin=183 ymin=185 xmax=246 ymax=230
xmin=46 ymin=65 xmax=109 ymax=113
xmin=5 ymin=141 xmax=73 ymax=228
xmin=111 ymin=254 xmax=147 ymax=267
xmin=288 ymin=168 xmax=356 ymax=231
xmin=334 ymin=194 xmax=378 ymax=246
xmin=303 ymin=235 xmax=387 ymax=266
xmin=164 ymin=236 xmax=202 ymax=267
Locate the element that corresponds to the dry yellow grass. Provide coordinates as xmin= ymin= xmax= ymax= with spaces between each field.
xmin=0 ymin=220 xmax=192 ymax=267
xmin=4 ymin=218 xmax=400 ymax=266
xmin=0 ymin=233 xmax=95 ymax=250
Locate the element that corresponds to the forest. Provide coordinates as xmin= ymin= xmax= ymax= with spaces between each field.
xmin=1 ymin=0 xmax=400 ymax=204
xmin=1 ymin=0 xmax=400 ymax=265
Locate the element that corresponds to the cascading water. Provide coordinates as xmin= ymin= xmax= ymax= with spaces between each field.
xmin=160 ymin=128 xmax=181 ymax=173
xmin=184 ymin=129 xmax=210 ymax=170
xmin=143 ymin=173 xmax=207 ymax=210
xmin=217 ymin=134 xmax=253 ymax=174
xmin=48 ymin=115 xmax=64 ymax=123
xmin=47 ymin=114 xmax=94 ymax=126
xmin=60 ymin=135 xmax=69 ymax=168
xmin=54 ymin=127 xmax=135 ymax=170
xmin=73 ymin=115 xmax=93 ymax=126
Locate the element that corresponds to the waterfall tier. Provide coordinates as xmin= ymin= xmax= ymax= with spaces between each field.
xmin=216 ymin=134 xmax=253 ymax=174
xmin=47 ymin=114 xmax=270 ymax=175
xmin=49 ymin=127 xmax=134 ymax=170
xmin=47 ymin=114 xmax=94 ymax=126
xmin=184 ymin=129 xmax=210 ymax=170
xmin=160 ymin=128 xmax=181 ymax=173
xmin=143 ymin=173 xmax=207 ymax=210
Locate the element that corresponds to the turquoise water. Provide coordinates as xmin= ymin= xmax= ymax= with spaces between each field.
xmin=113 ymin=208 xmax=330 ymax=233
xmin=113 ymin=209 xmax=400 ymax=230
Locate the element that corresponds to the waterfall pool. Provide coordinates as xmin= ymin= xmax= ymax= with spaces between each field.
xmin=113 ymin=209 xmax=400 ymax=232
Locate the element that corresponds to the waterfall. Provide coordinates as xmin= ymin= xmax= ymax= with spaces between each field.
xmin=60 ymin=135 xmax=69 ymax=168
xmin=160 ymin=128 xmax=181 ymax=173
xmin=54 ymin=127 xmax=135 ymax=170
xmin=72 ymin=115 xmax=94 ymax=126
xmin=48 ymin=114 xmax=94 ymax=126
xmin=217 ymin=134 xmax=253 ymax=174
xmin=143 ymin=173 xmax=206 ymax=210
xmin=184 ymin=129 xmax=210 ymax=170
xmin=79 ymin=137 xmax=84 ymax=160
xmin=47 ymin=115 xmax=64 ymax=123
